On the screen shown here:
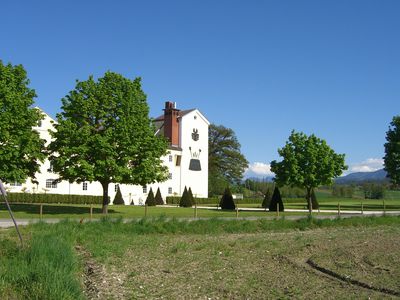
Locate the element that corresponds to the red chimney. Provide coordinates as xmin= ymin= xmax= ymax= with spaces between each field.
xmin=163 ymin=101 xmax=180 ymax=146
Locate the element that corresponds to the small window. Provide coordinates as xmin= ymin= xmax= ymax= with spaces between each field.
xmin=168 ymin=187 xmax=173 ymax=194
xmin=47 ymin=162 xmax=54 ymax=173
xmin=10 ymin=182 xmax=22 ymax=187
xmin=143 ymin=186 xmax=147 ymax=194
xmin=169 ymin=155 xmax=173 ymax=162
xmin=46 ymin=179 xmax=57 ymax=188
xmin=37 ymin=120 xmax=42 ymax=127
xmin=115 ymin=184 xmax=119 ymax=192
xmin=176 ymin=155 xmax=181 ymax=166
xmin=169 ymin=173 xmax=172 ymax=180
xmin=82 ymin=182 xmax=88 ymax=191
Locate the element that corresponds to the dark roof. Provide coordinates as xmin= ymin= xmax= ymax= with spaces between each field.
xmin=153 ymin=109 xmax=196 ymax=122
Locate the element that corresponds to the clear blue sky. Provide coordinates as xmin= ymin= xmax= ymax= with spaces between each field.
xmin=1 ymin=0 xmax=399 ymax=176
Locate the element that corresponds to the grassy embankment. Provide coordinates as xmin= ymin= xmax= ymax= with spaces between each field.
xmin=1 ymin=216 xmax=400 ymax=299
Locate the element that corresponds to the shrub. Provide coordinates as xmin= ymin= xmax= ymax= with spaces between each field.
xmin=113 ymin=185 xmax=125 ymax=205
xmin=145 ymin=188 xmax=156 ymax=206
xmin=179 ymin=187 xmax=192 ymax=207
xmin=307 ymin=188 xmax=319 ymax=210
xmin=188 ymin=187 xmax=195 ymax=205
xmin=219 ymin=187 xmax=236 ymax=210
xmin=261 ymin=188 xmax=271 ymax=208
xmin=155 ymin=187 xmax=164 ymax=205
xmin=269 ymin=187 xmax=284 ymax=211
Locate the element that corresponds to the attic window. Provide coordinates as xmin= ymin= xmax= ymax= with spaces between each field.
xmin=194 ymin=116 xmax=197 ymax=120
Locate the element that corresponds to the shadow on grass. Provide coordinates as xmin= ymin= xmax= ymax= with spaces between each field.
xmin=0 ymin=203 xmax=118 ymax=216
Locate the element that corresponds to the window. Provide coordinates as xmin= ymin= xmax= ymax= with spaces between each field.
xmin=169 ymin=155 xmax=173 ymax=162
xmin=10 ymin=182 xmax=22 ymax=187
xmin=169 ymin=173 xmax=172 ymax=180
xmin=47 ymin=162 xmax=54 ymax=173
xmin=37 ymin=120 xmax=42 ymax=127
xmin=115 ymin=184 xmax=119 ymax=192
xmin=143 ymin=186 xmax=147 ymax=193
xmin=82 ymin=182 xmax=88 ymax=191
xmin=176 ymin=155 xmax=181 ymax=166
xmin=46 ymin=179 xmax=57 ymax=189
xmin=168 ymin=187 xmax=173 ymax=194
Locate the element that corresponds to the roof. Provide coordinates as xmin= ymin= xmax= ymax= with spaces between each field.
xmin=153 ymin=109 xmax=196 ymax=122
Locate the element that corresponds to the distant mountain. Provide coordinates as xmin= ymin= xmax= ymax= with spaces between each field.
xmin=335 ymin=169 xmax=388 ymax=184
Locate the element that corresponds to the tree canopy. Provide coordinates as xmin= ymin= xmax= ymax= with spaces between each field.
xmin=270 ymin=130 xmax=347 ymax=214
xmin=0 ymin=60 xmax=45 ymax=184
xmin=208 ymin=124 xmax=248 ymax=195
xmin=384 ymin=116 xmax=400 ymax=186
xmin=48 ymin=72 xmax=168 ymax=213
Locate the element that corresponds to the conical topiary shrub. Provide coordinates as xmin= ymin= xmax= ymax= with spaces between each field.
xmin=262 ymin=188 xmax=271 ymax=208
xmin=307 ymin=188 xmax=319 ymax=210
xmin=188 ymin=187 xmax=195 ymax=206
xmin=145 ymin=187 xmax=156 ymax=206
xmin=269 ymin=186 xmax=284 ymax=211
xmin=219 ymin=187 xmax=236 ymax=210
xmin=179 ymin=186 xmax=192 ymax=207
xmin=113 ymin=185 xmax=125 ymax=205
xmin=155 ymin=187 xmax=164 ymax=205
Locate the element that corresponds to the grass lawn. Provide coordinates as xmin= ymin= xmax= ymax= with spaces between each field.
xmin=0 ymin=203 xmax=329 ymax=220
xmin=1 ymin=216 xmax=400 ymax=299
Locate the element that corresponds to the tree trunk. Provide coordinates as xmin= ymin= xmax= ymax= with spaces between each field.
xmin=306 ymin=187 xmax=312 ymax=215
xmin=101 ymin=181 xmax=109 ymax=214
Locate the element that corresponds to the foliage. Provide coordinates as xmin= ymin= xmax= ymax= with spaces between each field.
xmin=332 ymin=185 xmax=354 ymax=198
xmin=271 ymin=130 xmax=347 ymax=214
xmin=179 ymin=186 xmax=193 ymax=207
xmin=154 ymin=187 xmax=164 ymax=205
xmin=6 ymin=193 xmax=105 ymax=204
xmin=261 ymin=188 xmax=271 ymax=208
xmin=208 ymin=124 xmax=248 ymax=195
xmin=307 ymin=188 xmax=319 ymax=210
xmin=269 ymin=187 xmax=284 ymax=211
xmin=219 ymin=187 xmax=236 ymax=210
xmin=0 ymin=60 xmax=45 ymax=183
xmin=48 ymin=72 xmax=168 ymax=214
xmin=113 ymin=185 xmax=125 ymax=205
xmin=362 ymin=183 xmax=385 ymax=199
xmin=146 ymin=188 xmax=156 ymax=206
xmin=384 ymin=116 xmax=400 ymax=186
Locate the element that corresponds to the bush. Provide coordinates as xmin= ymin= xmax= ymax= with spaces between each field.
xmin=179 ymin=187 xmax=193 ymax=207
xmin=113 ymin=185 xmax=125 ymax=205
xmin=261 ymin=188 xmax=271 ymax=208
xmin=363 ymin=183 xmax=385 ymax=199
xmin=269 ymin=187 xmax=284 ymax=211
xmin=188 ymin=187 xmax=195 ymax=205
xmin=307 ymin=189 xmax=319 ymax=210
xmin=219 ymin=187 xmax=236 ymax=210
xmin=145 ymin=188 xmax=156 ymax=206
xmin=7 ymin=193 xmax=104 ymax=204
xmin=155 ymin=187 xmax=164 ymax=205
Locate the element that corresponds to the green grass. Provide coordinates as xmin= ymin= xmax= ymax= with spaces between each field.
xmin=1 ymin=216 xmax=400 ymax=299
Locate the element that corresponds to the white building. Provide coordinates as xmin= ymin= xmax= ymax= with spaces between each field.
xmin=6 ymin=101 xmax=209 ymax=204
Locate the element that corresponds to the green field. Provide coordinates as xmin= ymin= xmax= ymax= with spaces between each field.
xmin=1 ymin=216 xmax=400 ymax=299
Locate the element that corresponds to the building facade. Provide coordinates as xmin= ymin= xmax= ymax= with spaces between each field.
xmin=6 ymin=101 xmax=209 ymax=204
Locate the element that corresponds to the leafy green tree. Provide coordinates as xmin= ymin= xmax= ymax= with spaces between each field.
xmin=219 ymin=187 xmax=236 ymax=210
xmin=209 ymin=124 xmax=248 ymax=196
xmin=113 ymin=185 xmax=125 ymax=205
xmin=48 ymin=72 xmax=168 ymax=214
xmin=384 ymin=116 xmax=400 ymax=186
xmin=146 ymin=187 xmax=156 ymax=206
xmin=155 ymin=187 xmax=164 ymax=205
xmin=271 ymin=130 xmax=347 ymax=214
xmin=0 ymin=61 xmax=45 ymax=183
xmin=269 ymin=186 xmax=284 ymax=211
xmin=179 ymin=186 xmax=192 ymax=207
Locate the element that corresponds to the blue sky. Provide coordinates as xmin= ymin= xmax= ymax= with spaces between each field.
xmin=1 ymin=0 xmax=399 ymax=177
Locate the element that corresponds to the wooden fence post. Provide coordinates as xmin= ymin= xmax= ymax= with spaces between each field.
xmin=383 ymin=200 xmax=386 ymax=215
xmin=338 ymin=202 xmax=341 ymax=217
xmin=90 ymin=204 xmax=93 ymax=220
xmin=361 ymin=202 xmax=364 ymax=215
xmin=194 ymin=203 xmax=198 ymax=219
xmin=40 ymin=203 xmax=43 ymax=219
xmin=277 ymin=203 xmax=280 ymax=218
xmin=236 ymin=206 xmax=239 ymax=219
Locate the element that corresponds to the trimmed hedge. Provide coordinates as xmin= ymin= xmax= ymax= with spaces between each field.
xmin=166 ymin=196 xmax=265 ymax=205
xmin=6 ymin=193 xmax=106 ymax=204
